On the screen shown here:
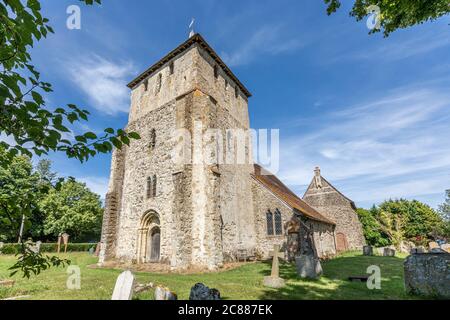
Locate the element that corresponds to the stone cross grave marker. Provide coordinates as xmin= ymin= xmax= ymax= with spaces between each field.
xmin=34 ymin=241 xmax=42 ymax=253
xmin=112 ymin=270 xmax=136 ymax=300
xmin=263 ymin=244 xmax=285 ymax=288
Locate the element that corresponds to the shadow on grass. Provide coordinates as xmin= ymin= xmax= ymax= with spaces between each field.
xmin=258 ymin=254 xmax=413 ymax=300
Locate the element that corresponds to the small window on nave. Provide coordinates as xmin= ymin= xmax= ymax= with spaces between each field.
xmin=266 ymin=211 xmax=274 ymax=236
xmin=144 ymin=79 xmax=149 ymax=92
xmin=274 ymin=209 xmax=283 ymax=235
xmin=169 ymin=61 xmax=174 ymax=75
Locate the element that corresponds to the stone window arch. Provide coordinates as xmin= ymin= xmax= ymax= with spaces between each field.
xmin=146 ymin=175 xmax=157 ymax=198
xmin=152 ymin=175 xmax=157 ymax=197
xmin=143 ymin=79 xmax=149 ymax=92
xmin=214 ymin=65 xmax=219 ymax=79
xmin=149 ymin=128 xmax=156 ymax=151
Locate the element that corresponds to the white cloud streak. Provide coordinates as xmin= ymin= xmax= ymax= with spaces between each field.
xmin=277 ymin=85 xmax=450 ymax=208
xmin=66 ymin=55 xmax=136 ymax=115
xmin=221 ymin=24 xmax=303 ymax=67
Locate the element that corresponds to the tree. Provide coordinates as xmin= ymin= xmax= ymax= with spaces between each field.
xmin=379 ymin=199 xmax=443 ymax=244
xmin=438 ymin=190 xmax=450 ymax=239
xmin=0 ymin=147 xmax=41 ymax=242
xmin=39 ymin=179 xmax=103 ymax=242
xmin=0 ymin=0 xmax=139 ymax=277
xmin=35 ymin=159 xmax=58 ymax=186
xmin=324 ymin=0 xmax=450 ymax=37
xmin=357 ymin=207 xmax=390 ymax=247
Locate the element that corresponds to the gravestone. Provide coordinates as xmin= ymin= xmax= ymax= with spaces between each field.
xmin=94 ymin=242 xmax=101 ymax=257
xmin=363 ymin=246 xmax=373 ymax=256
xmin=263 ymin=244 xmax=285 ymax=288
xmin=0 ymin=242 xmax=4 ymax=254
xmin=89 ymin=247 xmax=95 ymax=255
xmin=57 ymin=233 xmax=62 ymax=253
xmin=383 ymin=247 xmax=395 ymax=257
xmin=111 ymin=271 xmax=136 ymax=300
xmin=154 ymin=286 xmax=177 ymax=300
xmin=189 ymin=283 xmax=221 ymax=300
xmin=404 ymin=252 xmax=450 ymax=299
xmin=61 ymin=233 xmax=70 ymax=253
xmin=428 ymin=242 xmax=439 ymax=251
xmin=442 ymin=244 xmax=450 ymax=253
xmin=295 ymin=254 xmax=323 ymax=279
xmin=0 ymin=280 xmax=15 ymax=287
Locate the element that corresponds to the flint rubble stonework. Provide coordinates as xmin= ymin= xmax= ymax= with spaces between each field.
xmin=99 ymin=35 xmax=358 ymax=271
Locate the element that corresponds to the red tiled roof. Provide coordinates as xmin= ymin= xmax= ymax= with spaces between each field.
xmin=252 ymin=164 xmax=335 ymax=225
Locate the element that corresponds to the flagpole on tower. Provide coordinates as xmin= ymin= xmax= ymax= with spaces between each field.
xmin=189 ymin=18 xmax=195 ymax=38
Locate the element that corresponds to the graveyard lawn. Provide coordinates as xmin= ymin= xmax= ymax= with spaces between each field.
xmin=0 ymin=251 xmax=423 ymax=300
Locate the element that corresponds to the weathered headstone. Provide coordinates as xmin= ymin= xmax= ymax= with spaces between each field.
xmin=404 ymin=252 xmax=450 ymax=299
xmin=57 ymin=233 xmax=62 ymax=253
xmin=428 ymin=242 xmax=439 ymax=251
xmin=383 ymin=247 xmax=395 ymax=257
xmin=263 ymin=244 xmax=285 ymax=288
xmin=295 ymin=254 xmax=323 ymax=279
xmin=0 ymin=242 xmax=4 ymax=254
xmin=94 ymin=242 xmax=101 ymax=257
xmin=111 ymin=271 xmax=136 ymax=300
xmin=0 ymin=280 xmax=15 ymax=288
xmin=89 ymin=246 xmax=95 ymax=255
xmin=442 ymin=244 xmax=450 ymax=253
xmin=363 ymin=246 xmax=373 ymax=256
xmin=154 ymin=285 xmax=177 ymax=300
xmin=61 ymin=233 xmax=70 ymax=253
xmin=189 ymin=283 xmax=221 ymax=300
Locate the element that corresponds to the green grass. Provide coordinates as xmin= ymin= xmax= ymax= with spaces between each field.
xmin=0 ymin=251 xmax=420 ymax=300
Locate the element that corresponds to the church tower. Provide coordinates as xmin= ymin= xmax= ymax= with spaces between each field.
xmin=99 ymin=34 xmax=257 ymax=270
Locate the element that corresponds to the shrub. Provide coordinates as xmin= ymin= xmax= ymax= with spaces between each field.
xmin=0 ymin=243 xmax=96 ymax=255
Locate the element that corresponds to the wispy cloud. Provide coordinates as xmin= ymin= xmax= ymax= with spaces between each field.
xmin=66 ymin=55 xmax=136 ymax=115
xmin=277 ymin=84 xmax=450 ymax=208
xmin=221 ymin=24 xmax=303 ymax=66
xmin=78 ymin=176 xmax=109 ymax=199
xmin=336 ymin=30 xmax=450 ymax=62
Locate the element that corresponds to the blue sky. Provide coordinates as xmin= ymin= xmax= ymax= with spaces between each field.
xmin=15 ymin=0 xmax=450 ymax=209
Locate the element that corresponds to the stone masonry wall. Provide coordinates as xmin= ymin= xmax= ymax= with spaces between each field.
xmin=251 ymin=179 xmax=293 ymax=259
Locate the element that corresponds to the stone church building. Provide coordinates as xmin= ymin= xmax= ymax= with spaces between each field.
xmin=99 ymin=34 xmax=364 ymax=270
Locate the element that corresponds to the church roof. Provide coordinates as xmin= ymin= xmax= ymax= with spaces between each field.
xmin=127 ymin=33 xmax=252 ymax=98
xmin=252 ymin=164 xmax=336 ymax=225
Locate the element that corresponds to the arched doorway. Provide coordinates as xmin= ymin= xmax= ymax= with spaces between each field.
xmin=336 ymin=232 xmax=348 ymax=252
xmin=137 ymin=211 xmax=160 ymax=263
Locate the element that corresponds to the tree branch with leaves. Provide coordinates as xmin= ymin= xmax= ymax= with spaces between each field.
xmin=0 ymin=0 xmax=140 ymax=277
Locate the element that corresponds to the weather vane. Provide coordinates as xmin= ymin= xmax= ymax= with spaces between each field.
xmin=189 ymin=18 xmax=195 ymax=38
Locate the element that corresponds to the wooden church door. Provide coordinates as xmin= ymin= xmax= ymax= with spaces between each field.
xmin=150 ymin=229 xmax=160 ymax=262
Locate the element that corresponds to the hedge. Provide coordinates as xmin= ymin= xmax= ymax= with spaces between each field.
xmin=0 ymin=243 xmax=96 ymax=255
